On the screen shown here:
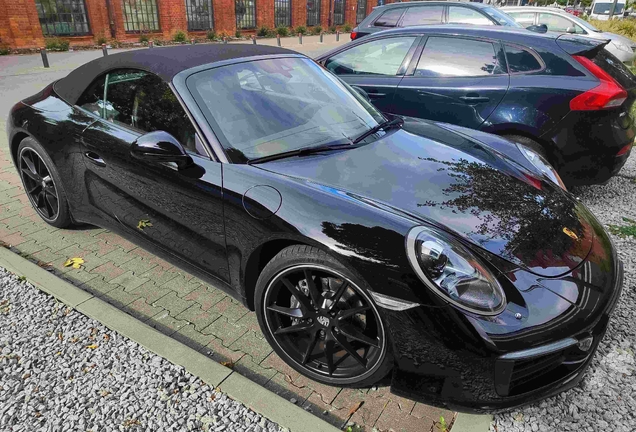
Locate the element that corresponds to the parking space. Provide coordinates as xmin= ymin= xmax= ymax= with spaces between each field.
xmin=0 ymin=37 xmax=455 ymax=432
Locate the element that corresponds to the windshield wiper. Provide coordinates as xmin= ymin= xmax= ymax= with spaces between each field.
xmin=247 ymin=141 xmax=355 ymax=165
xmin=351 ymin=117 xmax=403 ymax=145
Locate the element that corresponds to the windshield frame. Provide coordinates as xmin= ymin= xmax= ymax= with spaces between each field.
xmin=482 ymin=7 xmax=522 ymax=27
xmin=182 ymin=55 xmax=388 ymax=163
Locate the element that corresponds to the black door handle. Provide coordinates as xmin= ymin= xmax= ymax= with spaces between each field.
xmin=84 ymin=151 xmax=106 ymax=167
xmin=459 ymin=95 xmax=490 ymax=104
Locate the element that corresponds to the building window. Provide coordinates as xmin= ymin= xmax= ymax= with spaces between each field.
xmin=306 ymin=0 xmax=321 ymax=26
xmin=122 ymin=0 xmax=160 ymax=33
xmin=186 ymin=0 xmax=214 ymax=31
xmin=333 ymin=0 xmax=345 ymax=25
xmin=356 ymin=0 xmax=366 ymax=24
xmin=235 ymin=0 xmax=256 ymax=29
xmin=35 ymin=0 xmax=91 ymax=36
xmin=274 ymin=0 xmax=291 ymax=27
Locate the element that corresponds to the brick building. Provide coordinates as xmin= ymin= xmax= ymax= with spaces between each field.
xmin=0 ymin=0 xmax=392 ymax=49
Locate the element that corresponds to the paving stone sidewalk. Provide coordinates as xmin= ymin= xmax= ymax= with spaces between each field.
xmin=0 ymin=136 xmax=453 ymax=432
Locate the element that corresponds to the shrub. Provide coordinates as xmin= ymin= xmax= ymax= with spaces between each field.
xmin=0 ymin=45 xmax=9 ymax=55
xmin=343 ymin=23 xmax=352 ymax=32
xmin=328 ymin=25 xmax=336 ymax=33
xmin=173 ymin=30 xmax=187 ymax=42
xmin=96 ymin=33 xmax=107 ymax=45
xmin=294 ymin=25 xmax=308 ymax=35
xmin=206 ymin=30 xmax=217 ymax=40
xmin=311 ymin=25 xmax=323 ymax=35
xmin=257 ymin=26 xmax=269 ymax=37
xmin=139 ymin=34 xmax=149 ymax=43
xmin=44 ymin=37 xmax=70 ymax=51
xmin=235 ymin=29 xmax=242 ymax=38
xmin=275 ymin=25 xmax=289 ymax=37
xmin=152 ymin=38 xmax=163 ymax=46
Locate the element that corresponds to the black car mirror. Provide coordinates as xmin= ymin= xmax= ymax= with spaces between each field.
xmin=131 ymin=131 xmax=192 ymax=169
xmin=351 ymin=85 xmax=371 ymax=102
xmin=526 ymin=24 xmax=548 ymax=33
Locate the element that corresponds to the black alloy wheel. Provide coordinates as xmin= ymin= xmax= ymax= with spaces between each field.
xmin=257 ymin=248 xmax=390 ymax=386
xmin=19 ymin=147 xmax=59 ymax=221
xmin=17 ymin=138 xmax=72 ymax=228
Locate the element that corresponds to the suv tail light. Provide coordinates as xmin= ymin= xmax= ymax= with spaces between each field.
xmin=570 ymin=55 xmax=628 ymax=111
xmin=350 ymin=31 xmax=358 ymax=40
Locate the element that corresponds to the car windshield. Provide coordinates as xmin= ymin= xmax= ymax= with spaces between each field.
xmin=593 ymin=3 xmax=624 ymax=14
xmin=568 ymin=14 xmax=601 ymax=31
xmin=188 ymin=57 xmax=386 ymax=162
xmin=482 ymin=7 xmax=522 ymax=27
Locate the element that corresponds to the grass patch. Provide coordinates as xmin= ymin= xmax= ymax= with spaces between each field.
xmin=590 ymin=19 xmax=636 ymax=42
xmin=608 ymin=217 xmax=636 ymax=238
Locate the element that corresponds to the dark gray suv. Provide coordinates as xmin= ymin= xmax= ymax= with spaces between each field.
xmin=351 ymin=1 xmax=521 ymax=40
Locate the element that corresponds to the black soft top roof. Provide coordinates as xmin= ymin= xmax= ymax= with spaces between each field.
xmin=54 ymin=44 xmax=296 ymax=105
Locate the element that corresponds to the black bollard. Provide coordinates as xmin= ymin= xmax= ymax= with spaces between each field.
xmin=336 ymin=31 xmax=340 ymax=42
xmin=102 ymin=43 xmax=108 ymax=56
xmin=277 ymin=34 xmax=281 ymax=47
xmin=320 ymin=32 xmax=323 ymax=43
xmin=40 ymin=48 xmax=49 ymax=68
xmin=298 ymin=33 xmax=302 ymax=44
xmin=252 ymin=35 xmax=256 ymax=44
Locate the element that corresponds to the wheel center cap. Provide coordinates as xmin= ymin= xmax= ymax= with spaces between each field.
xmin=316 ymin=316 xmax=330 ymax=327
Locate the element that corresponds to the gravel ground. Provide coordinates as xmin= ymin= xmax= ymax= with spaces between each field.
xmin=492 ymin=159 xmax=636 ymax=432
xmin=0 ymin=267 xmax=284 ymax=432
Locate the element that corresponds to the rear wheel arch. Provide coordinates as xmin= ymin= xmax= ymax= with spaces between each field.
xmin=10 ymin=131 xmax=30 ymax=164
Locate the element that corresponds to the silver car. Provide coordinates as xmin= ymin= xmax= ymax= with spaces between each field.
xmin=502 ymin=7 xmax=636 ymax=63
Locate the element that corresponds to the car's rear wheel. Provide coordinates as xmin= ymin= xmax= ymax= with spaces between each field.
xmin=255 ymin=245 xmax=392 ymax=387
xmin=17 ymin=137 xmax=72 ymax=228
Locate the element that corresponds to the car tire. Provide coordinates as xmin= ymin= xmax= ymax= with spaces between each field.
xmin=255 ymin=244 xmax=393 ymax=387
xmin=503 ymin=134 xmax=550 ymax=161
xmin=16 ymin=137 xmax=73 ymax=228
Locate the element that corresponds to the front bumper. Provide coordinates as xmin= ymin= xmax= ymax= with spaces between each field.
xmin=386 ymin=260 xmax=623 ymax=413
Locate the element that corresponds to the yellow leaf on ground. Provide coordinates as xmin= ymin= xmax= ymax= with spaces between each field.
xmin=63 ymin=257 xmax=85 ymax=269
xmin=220 ymin=361 xmax=234 ymax=369
xmin=137 ymin=219 xmax=153 ymax=230
xmin=86 ymin=344 xmax=99 ymax=350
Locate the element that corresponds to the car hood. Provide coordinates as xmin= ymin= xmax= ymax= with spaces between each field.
xmin=256 ymin=121 xmax=595 ymax=277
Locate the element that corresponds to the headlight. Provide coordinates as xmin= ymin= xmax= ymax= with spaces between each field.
xmin=516 ymin=144 xmax=567 ymax=190
xmin=612 ymin=40 xmax=633 ymax=53
xmin=406 ymin=226 xmax=506 ymax=315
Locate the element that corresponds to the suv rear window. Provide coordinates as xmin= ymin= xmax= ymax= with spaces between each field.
xmin=401 ymin=6 xmax=443 ymax=26
xmin=504 ymin=44 xmax=542 ymax=73
xmin=374 ymin=8 xmax=404 ymax=27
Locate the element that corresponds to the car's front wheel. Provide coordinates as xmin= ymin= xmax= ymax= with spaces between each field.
xmin=255 ymin=245 xmax=392 ymax=387
xmin=17 ymin=137 xmax=72 ymax=228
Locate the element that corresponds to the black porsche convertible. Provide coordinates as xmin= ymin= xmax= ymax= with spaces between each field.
xmin=6 ymin=44 xmax=623 ymax=411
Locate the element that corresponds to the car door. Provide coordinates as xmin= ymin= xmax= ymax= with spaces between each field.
xmin=323 ymin=35 xmax=420 ymax=113
xmin=393 ymin=35 xmax=510 ymax=129
xmin=77 ymin=69 xmax=230 ymax=283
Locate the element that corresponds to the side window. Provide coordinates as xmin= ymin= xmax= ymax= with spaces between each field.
xmin=415 ymin=37 xmax=502 ymax=78
xmin=374 ymin=8 xmax=404 ymax=27
xmin=447 ymin=7 xmax=493 ymax=25
xmin=104 ymin=69 xmax=201 ymax=155
xmin=325 ymin=37 xmax=417 ymax=76
xmin=507 ymin=12 xmax=535 ymax=26
xmin=77 ymin=76 xmax=106 ymax=117
xmin=504 ymin=44 xmax=543 ymax=74
xmin=400 ymin=6 xmax=443 ymax=26
xmin=538 ymin=13 xmax=581 ymax=33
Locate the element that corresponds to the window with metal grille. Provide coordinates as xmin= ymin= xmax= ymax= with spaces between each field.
xmin=122 ymin=0 xmax=160 ymax=33
xmin=35 ymin=0 xmax=91 ymax=36
xmin=186 ymin=0 xmax=214 ymax=31
xmin=356 ymin=0 xmax=366 ymax=24
xmin=333 ymin=0 xmax=345 ymax=25
xmin=274 ymin=0 xmax=291 ymax=27
xmin=235 ymin=0 xmax=256 ymax=29
xmin=306 ymin=0 xmax=321 ymax=26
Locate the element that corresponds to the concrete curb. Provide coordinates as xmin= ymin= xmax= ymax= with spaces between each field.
xmin=0 ymin=246 xmax=340 ymax=432
xmin=452 ymin=412 xmax=493 ymax=432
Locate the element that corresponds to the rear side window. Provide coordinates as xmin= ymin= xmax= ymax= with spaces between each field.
xmin=374 ymin=8 xmax=404 ymax=27
xmin=415 ymin=37 xmax=502 ymax=77
xmin=504 ymin=45 xmax=542 ymax=73
xmin=77 ymin=76 xmax=106 ymax=116
xmin=538 ymin=13 xmax=583 ymax=33
xmin=401 ymin=6 xmax=443 ymax=26
xmin=507 ymin=12 xmax=535 ymax=26
xmin=447 ymin=7 xmax=493 ymax=25
xmin=325 ymin=37 xmax=417 ymax=76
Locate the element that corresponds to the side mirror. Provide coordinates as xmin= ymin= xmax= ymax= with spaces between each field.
xmin=566 ymin=26 xmax=577 ymax=34
xmin=351 ymin=85 xmax=371 ymax=102
xmin=131 ymin=131 xmax=191 ymax=169
xmin=526 ymin=24 xmax=548 ymax=33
